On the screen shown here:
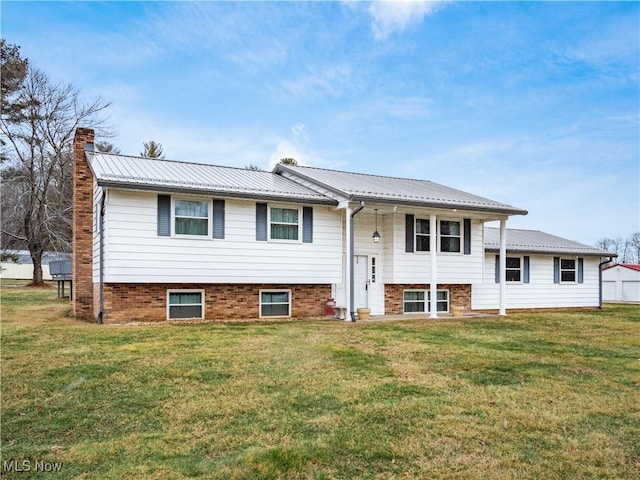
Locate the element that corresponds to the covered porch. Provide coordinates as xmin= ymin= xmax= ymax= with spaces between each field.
xmin=333 ymin=203 xmax=513 ymax=321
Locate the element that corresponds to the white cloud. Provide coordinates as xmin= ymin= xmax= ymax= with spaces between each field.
xmin=368 ymin=1 xmax=446 ymax=40
xmin=291 ymin=123 xmax=309 ymax=142
xmin=268 ymin=139 xmax=308 ymax=168
xmin=267 ymin=124 xmax=350 ymax=170
xmin=280 ymin=64 xmax=355 ymax=98
xmin=268 ymin=123 xmax=318 ymax=168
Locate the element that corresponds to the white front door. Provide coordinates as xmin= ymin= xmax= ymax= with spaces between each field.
xmin=354 ymin=255 xmax=369 ymax=309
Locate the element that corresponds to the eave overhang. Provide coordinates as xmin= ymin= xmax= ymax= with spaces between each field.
xmin=95 ymin=179 xmax=338 ymax=206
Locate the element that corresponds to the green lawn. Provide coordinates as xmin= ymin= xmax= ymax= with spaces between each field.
xmin=1 ymin=285 xmax=639 ymax=479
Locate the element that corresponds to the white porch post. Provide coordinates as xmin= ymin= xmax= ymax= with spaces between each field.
xmin=499 ymin=218 xmax=507 ymax=316
xmin=429 ymin=214 xmax=438 ymax=318
xmin=344 ymin=206 xmax=352 ymax=321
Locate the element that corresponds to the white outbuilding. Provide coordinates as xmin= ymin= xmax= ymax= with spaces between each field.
xmin=602 ymin=264 xmax=640 ymax=303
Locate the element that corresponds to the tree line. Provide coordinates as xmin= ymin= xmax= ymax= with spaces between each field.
xmin=595 ymin=233 xmax=640 ymax=265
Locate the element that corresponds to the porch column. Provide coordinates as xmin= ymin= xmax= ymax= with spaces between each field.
xmin=499 ymin=218 xmax=507 ymax=315
xmin=429 ymin=214 xmax=438 ymax=318
xmin=344 ymin=206 xmax=352 ymax=321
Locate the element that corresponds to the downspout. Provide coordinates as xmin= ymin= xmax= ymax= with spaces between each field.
xmin=350 ymin=202 xmax=365 ymax=321
xmin=498 ymin=218 xmax=507 ymax=316
xmin=598 ymin=256 xmax=614 ymax=309
xmin=98 ymin=186 xmax=106 ymax=324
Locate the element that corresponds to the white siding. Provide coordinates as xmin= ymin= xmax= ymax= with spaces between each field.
xmin=331 ymin=210 xmax=486 ymax=315
xmin=102 ymin=189 xmax=342 ymax=284
xmin=92 ymin=181 xmax=104 ymax=283
xmin=472 ymin=254 xmax=601 ymax=309
xmin=387 ymin=213 xmax=484 ymax=284
xmin=352 ymin=212 xmax=385 ymax=314
xmin=382 ymin=212 xmax=395 ymax=284
xmin=602 ymin=265 xmax=640 ymax=303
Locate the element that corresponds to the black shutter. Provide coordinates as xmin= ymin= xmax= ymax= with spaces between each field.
xmin=157 ymin=194 xmax=171 ymax=236
xmin=405 ymin=214 xmax=415 ymax=253
xmin=523 ymin=256 xmax=530 ymax=284
xmin=463 ymin=218 xmax=471 ymax=255
xmin=302 ymin=207 xmax=313 ymax=243
xmin=577 ymin=258 xmax=584 ymax=283
xmin=495 ymin=255 xmax=500 ymax=283
xmin=256 ymin=203 xmax=267 ymax=241
xmin=553 ymin=257 xmax=560 ymax=284
xmin=212 ymin=199 xmax=225 ymax=239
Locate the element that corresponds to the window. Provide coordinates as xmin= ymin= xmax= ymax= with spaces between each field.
xmin=270 ymin=207 xmax=299 ymax=241
xmin=175 ymin=199 xmax=208 ymax=236
xmin=260 ymin=290 xmax=291 ymax=317
xmin=560 ymin=259 xmax=576 ymax=283
xmin=416 ymin=219 xmax=430 ymax=251
xmin=167 ymin=290 xmax=204 ymax=319
xmin=371 ymin=257 xmax=376 ymax=283
xmin=403 ymin=290 xmax=449 ymax=313
xmin=440 ymin=221 xmax=461 ymax=252
xmin=432 ymin=290 xmax=449 ymax=312
xmin=506 ymin=257 xmax=522 ymax=282
xmin=404 ymin=290 xmax=426 ymax=313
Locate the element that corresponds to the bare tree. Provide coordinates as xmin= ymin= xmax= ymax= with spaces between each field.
xmin=629 ymin=232 xmax=640 ymax=264
xmin=596 ymin=234 xmax=640 ymax=264
xmin=595 ymin=237 xmax=614 ymax=252
xmin=245 ymin=163 xmax=263 ymax=171
xmin=0 ymin=66 xmax=111 ymax=284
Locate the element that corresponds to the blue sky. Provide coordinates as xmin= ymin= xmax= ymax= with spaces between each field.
xmin=3 ymin=1 xmax=639 ymax=245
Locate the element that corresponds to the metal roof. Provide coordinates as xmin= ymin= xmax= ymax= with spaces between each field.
xmin=87 ymin=152 xmax=336 ymax=204
xmin=603 ymin=263 xmax=640 ymax=272
xmin=484 ymin=227 xmax=615 ymax=257
xmin=275 ymin=164 xmax=527 ymax=215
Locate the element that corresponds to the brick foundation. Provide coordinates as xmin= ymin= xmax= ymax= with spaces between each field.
xmin=385 ymin=284 xmax=471 ymax=314
xmin=100 ymin=283 xmax=332 ymax=324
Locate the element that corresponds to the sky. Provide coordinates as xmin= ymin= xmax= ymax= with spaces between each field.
xmin=3 ymin=1 xmax=639 ymax=246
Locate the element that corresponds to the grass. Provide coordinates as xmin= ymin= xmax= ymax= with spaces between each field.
xmin=1 ymin=285 xmax=639 ymax=479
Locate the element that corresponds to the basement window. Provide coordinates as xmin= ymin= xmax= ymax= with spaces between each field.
xmin=403 ymin=290 xmax=449 ymax=314
xmin=167 ymin=290 xmax=204 ymax=319
xmin=260 ymin=290 xmax=291 ymax=317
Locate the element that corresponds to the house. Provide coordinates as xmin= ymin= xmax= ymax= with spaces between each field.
xmin=72 ymin=128 xmax=615 ymax=323
xmin=602 ymin=264 xmax=640 ymax=303
xmin=476 ymin=228 xmax=615 ymax=310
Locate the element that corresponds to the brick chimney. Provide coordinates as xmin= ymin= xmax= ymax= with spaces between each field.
xmin=73 ymin=127 xmax=95 ymax=319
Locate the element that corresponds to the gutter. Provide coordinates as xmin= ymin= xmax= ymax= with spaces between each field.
xmin=485 ymin=248 xmax=613 ymax=257
xmin=95 ymin=180 xmax=337 ymax=206
xmin=599 ymin=256 xmax=615 ymax=309
xmin=98 ymin=186 xmax=106 ymax=324
xmin=349 ymin=202 xmax=365 ymax=321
